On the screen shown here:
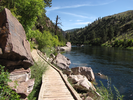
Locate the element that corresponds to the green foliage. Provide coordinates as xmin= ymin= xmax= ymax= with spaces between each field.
xmin=44 ymin=0 xmax=52 ymax=7
xmin=0 ymin=0 xmax=45 ymax=33
xmin=0 ymin=65 xmax=20 ymax=100
xmin=102 ymin=38 xmax=133 ymax=48
xmin=1 ymin=0 xmax=66 ymax=47
xmin=96 ymin=81 xmax=113 ymax=100
xmin=41 ymin=47 xmax=55 ymax=57
xmin=66 ymin=33 xmax=70 ymax=41
xmin=29 ymin=41 xmax=37 ymax=50
xmin=27 ymin=29 xmax=64 ymax=50
xmin=69 ymin=10 xmax=133 ymax=46
xmin=96 ymin=79 xmax=124 ymax=100
xmin=28 ymin=62 xmax=47 ymax=100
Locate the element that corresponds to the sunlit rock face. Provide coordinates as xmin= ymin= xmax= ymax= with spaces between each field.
xmin=0 ymin=8 xmax=34 ymax=99
xmin=52 ymin=53 xmax=71 ymax=70
xmin=71 ymin=67 xmax=95 ymax=81
xmin=0 ymin=8 xmax=34 ymax=71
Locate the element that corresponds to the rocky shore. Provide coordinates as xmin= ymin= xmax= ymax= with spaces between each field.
xmin=51 ymin=43 xmax=101 ymax=100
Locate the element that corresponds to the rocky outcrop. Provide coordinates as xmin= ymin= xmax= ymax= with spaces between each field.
xmin=68 ymin=75 xmax=96 ymax=92
xmin=0 ymin=8 xmax=34 ymax=99
xmin=68 ymin=74 xmax=101 ymax=100
xmin=66 ymin=42 xmax=71 ymax=48
xmin=0 ymin=8 xmax=34 ymax=71
xmin=57 ymin=42 xmax=71 ymax=51
xmin=71 ymin=67 xmax=95 ymax=81
xmin=52 ymin=53 xmax=71 ymax=70
xmin=8 ymin=73 xmax=35 ymax=98
xmin=9 ymin=68 xmax=31 ymax=82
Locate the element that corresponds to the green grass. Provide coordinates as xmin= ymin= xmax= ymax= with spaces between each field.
xmin=95 ymin=79 xmax=124 ymax=100
xmin=27 ymin=62 xmax=48 ymax=100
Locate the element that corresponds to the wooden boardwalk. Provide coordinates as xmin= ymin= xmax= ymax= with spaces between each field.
xmin=39 ymin=66 xmax=74 ymax=100
xmin=31 ymin=49 xmax=81 ymax=100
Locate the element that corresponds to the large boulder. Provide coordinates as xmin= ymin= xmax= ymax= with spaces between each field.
xmin=0 ymin=8 xmax=34 ymax=71
xmin=68 ymin=75 xmax=101 ymax=100
xmin=66 ymin=42 xmax=71 ymax=47
xmin=8 ymin=78 xmax=35 ymax=98
xmin=9 ymin=68 xmax=31 ymax=82
xmin=71 ymin=67 xmax=95 ymax=81
xmin=68 ymin=75 xmax=96 ymax=91
xmin=52 ymin=53 xmax=71 ymax=70
xmin=8 ymin=68 xmax=35 ymax=99
xmin=56 ymin=42 xmax=71 ymax=51
xmin=0 ymin=8 xmax=34 ymax=99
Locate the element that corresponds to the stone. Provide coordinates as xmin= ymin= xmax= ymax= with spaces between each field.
xmin=68 ymin=75 xmax=86 ymax=84
xmin=96 ymin=72 xmax=107 ymax=79
xmin=0 ymin=8 xmax=34 ymax=70
xmin=0 ymin=47 xmax=2 ymax=54
xmin=66 ymin=42 xmax=71 ymax=47
xmin=56 ymin=42 xmax=71 ymax=51
xmin=87 ymin=91 xmax=101 ymax=100
xmin=8 ymin=79 xmax=35 ymax=99
xmin=9 ymin=68 xmax=31 ymax=82
xmin=50 ymin=54 xmax=55 ymax=59
xmin=71 ymin=67 xmax=95 ymax=81
xmin=59 ymin=46 xmax=71 ymax=51
xmin=68 ymin=75 xmax=96 ymax=92
xmin=77 ymin=78 xmax=95 ymax=91
xmin=52 ymin=53 xmax=71 ymax=70
xmin=85 ymin=96 xmax=94 ymax=100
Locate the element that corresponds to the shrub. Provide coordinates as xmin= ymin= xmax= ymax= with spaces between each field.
xmin=96 ymin=79 xmax=124 ymax=100
xmin=26 ymin=29 xmax=63 ymax=50
xmin=0 ymin=65 xmax=20 ymax=100
xmin=27 ymin=62 xmax=47 ymax=100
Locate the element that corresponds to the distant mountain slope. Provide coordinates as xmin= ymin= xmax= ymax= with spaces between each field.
xmin=70 ymin=10 xmax=133 ymax=47
xmin=65 ymin=28 xmax=80 ymax=33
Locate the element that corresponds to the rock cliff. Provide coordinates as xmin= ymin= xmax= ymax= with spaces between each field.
xmin=0 ymin=8 xmax=34 ymax=99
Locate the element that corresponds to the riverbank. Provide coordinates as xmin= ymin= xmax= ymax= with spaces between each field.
xmin=63 ymin=45 xmax=132 ymax=100
xmin=101 ymin=39 xmax=133 ymax=50
xmin=51 ymin=44 xmax=124 ymax=100
xmin=29 ymin=45 xmax=125 ymax=100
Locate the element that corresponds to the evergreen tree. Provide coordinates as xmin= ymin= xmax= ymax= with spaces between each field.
xmin=44 ymin=0 xmax=52 ymax=7
xmin=108 ymin=26 xmax=114 ymax=40
xmin=92 ymin=30 xmax=95 ymax=39
xmin=66 ymin=33 xmax=70 ymax=41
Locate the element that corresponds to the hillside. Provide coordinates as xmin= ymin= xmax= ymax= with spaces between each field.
xmin=65 ymin=28 xmax=80 ymax=33
xmin=70 ymin=10 xmax=133 ymax=47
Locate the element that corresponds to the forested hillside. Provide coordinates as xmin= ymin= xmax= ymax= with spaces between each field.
xmin=0 ymin=0 xmax=66 ymax=51
xmin=70 ymin=10 xmax=133 ymax=48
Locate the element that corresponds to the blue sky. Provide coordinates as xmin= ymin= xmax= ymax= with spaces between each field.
xmin=46 ymin=0 xmax=133 ymax=31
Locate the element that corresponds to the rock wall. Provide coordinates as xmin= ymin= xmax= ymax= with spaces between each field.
xmin=0 ymin=8 xmax=34 ymax=71
xmin=0 ymin=8 xmax=34 ymax=99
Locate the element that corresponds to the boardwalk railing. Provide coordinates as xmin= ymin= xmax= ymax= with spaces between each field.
xmin=37 ymin=50 xmax=82 ymax=100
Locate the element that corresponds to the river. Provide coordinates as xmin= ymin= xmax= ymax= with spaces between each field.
xmin=63 ymin=45 xmax=133 ymax=100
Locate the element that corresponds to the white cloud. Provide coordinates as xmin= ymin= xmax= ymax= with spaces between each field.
xmin=46 ymin=7 xmax=61 ymax=12
xmin=46 ymin=0 xmax=116 ymax=12
xmin=46 ymin=4 xmax=88 ymax=12
xmin=60 ymin=12 xmax=89 ymax=18
xmin=75 ymin=22 xmax=91 ymax=25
